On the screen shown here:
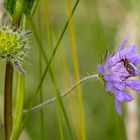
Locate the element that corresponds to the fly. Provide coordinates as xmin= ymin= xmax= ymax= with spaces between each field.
xmin=118 ymin=53 xmax=135 ymax=78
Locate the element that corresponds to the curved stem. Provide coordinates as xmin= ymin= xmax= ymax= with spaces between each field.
xmin=23 ymin=74 xmax=99 ymax=114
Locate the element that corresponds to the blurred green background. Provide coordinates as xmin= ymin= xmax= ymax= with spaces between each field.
xmin=1 ymin=0 xmax=140 ymax=139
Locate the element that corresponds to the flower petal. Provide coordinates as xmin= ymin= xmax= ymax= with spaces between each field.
xmin=126 ymin=80 xmax=140 ymax=92
xmin=98 ymin=65 xmax=104 ymax=75
xmin=118 ymin=38 xmax=128 ymax=52
xmin=129 ymin=54 xmax=140 ymax=65
xmin=113 ymin=89 xmax=133 ymax=102
xmin=104 ymin=55 xmax=120 ymax=68
xmin=117 ymin=92 xmax=133 ymax=102
xmin=120 ymin=45 xmax=137 ymax=59
xmin=14 ymin=62 xmax=25 ymax=76
xmin=113 ymin=82 xmax=125 ymax=91
xmin=98 ymin=39 xmax=140 ymax=115
xmin=129 ymin=63 xmax=140 ymax=75
xmin=115 ymin=98 xmax=122 ymax=115
xmin=104 ymin=75 xmax=121 ymax=82
xmin=106 ymin=82 xmax=113 ymax=92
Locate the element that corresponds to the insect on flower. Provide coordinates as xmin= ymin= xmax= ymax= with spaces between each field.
xmin=0 ymin=23 xmax=31 ymax=75
xmin=118 ymin=52 xmax=135 ymax=79
xmin=98 ymin=39 xmax=140 ymax=115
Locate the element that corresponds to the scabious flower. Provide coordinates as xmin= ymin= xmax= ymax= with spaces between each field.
xmin=98 ymin=39 xmax=140 ymax=115
xmin=0 ymin=23 xmax=31 ymax=75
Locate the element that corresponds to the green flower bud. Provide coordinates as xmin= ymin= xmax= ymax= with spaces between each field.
xmin=0 ymin=24 xmax=31 ymax=75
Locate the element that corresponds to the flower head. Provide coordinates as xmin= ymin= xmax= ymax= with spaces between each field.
xmin=0 ymin=24 xmax=31 ymax=75
xmin=98 ymin=39 xmax=140 ymax=115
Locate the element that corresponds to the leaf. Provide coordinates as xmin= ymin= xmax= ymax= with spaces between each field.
xmin=5 ymin=0 xmax=17 ymax=16
xmin=23 ymin=0 xmax=39 ymax=17
xmin=10 ymin=73 xmax=25 ymax=140
xmin=5 ymin=0 xmax=38 ymax=17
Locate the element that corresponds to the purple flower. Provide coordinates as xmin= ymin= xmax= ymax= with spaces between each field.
xmin=98 ymin=39 xmax=140 ymax=115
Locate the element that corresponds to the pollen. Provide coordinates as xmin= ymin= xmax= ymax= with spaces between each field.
xmin=0 ymin=25 xmax=31 ymax=75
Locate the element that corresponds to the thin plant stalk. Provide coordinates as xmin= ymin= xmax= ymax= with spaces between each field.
xmin=23 ymin=74 xmax=99 ymax=113
xmin=43 ymin=0 xmax=53 ymax=54
xmin=10 ymin=71 xmax=25 ymax=140
xmin=10 ymin=14 xmax=27 ymax=140
xmin=30 ymin=21 xmax=66 ymax=140
xmin=4 ymin=61 xmax=13 ymax=140
xmin=66 ymin=0 xmax=86 ymax=139
xmin=34 ymin=0 xmax=79 ymax=94
xmin=39 ymin=48 xmax=45 ymax=140
xmin=21 ymin=1 xmax=80 ymax=138
xmin=58 ymin=48 xmax=75 ymax=138
xmin=38 ymin=2 xmax=45 ymax=139
xmin=4 ymin=0 xmax=25 ymax=139
xmin=43 ymin=0 xmax=65 ymax=139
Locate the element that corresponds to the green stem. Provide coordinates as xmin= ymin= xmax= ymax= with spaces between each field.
xmin=38 ymin=3 xmax=45 ymax=139
xmin=12 ymin=0 xmax=25 ymax=26
xmin=66 ymin=0 xmax=86 ymax=139
xmin=4 ymin=61 xmax=13 ymax=140
xmin=39 ymin=54 xmax=45 ymax=140
xmin=4 ymin=0 xmax=25 ymax=139
xmin=21 ymin=1 xmax=79 ymax=139
xmin=35 ymin=0 xmax=79 ymax=98
xmin=23 ymin=74 xmax=99 ymax=114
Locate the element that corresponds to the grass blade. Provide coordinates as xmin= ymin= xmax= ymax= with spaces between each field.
xmin=38 ymin=2 xmax=45 ymax=139
xmin=21 ymin=2 xmax=80 ymax=138
xmin=10 ymin=73 xmax=24 ymax=140
xmin=35 ymin=0 xmax=79 ymax=100
xmin=31 ymin=21 xmax=66 ymax=139
xmin=66 ymin=0 xmax=86 ymax=139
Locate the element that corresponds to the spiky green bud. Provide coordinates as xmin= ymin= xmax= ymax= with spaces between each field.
xmin=0 ymin=24 xmax=31 ymax=75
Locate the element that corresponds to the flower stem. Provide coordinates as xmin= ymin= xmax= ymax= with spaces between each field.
xmin=23 ymin=74 xmax=99 ymax=114
xmin=4 ymin=0 xmax=25 ymax=139
xmin=4 ymin=61 xmax=13 ymax=140
xmin=12 ymin=0 xmax=24 ymax=27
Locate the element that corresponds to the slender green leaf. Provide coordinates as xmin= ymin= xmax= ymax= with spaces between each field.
xmin=24 ymin=0 xmax=39 ymax=17
xmin=35 ymin=0 xmax=79 ymax=93
xmin=10 ymin=73 xmax=24 ymax=140
xmin=66 ymin=0 xmax=86 ymax=139
xmin=27 ymin=21 xmax=73 ymax=140
xmin=38 ymin=2 xmax=45 ymax=139
xmin=5 ymin=0 xmax=37 ymax=17
xmin=5 ymin=0 xmax=17 ymax=16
